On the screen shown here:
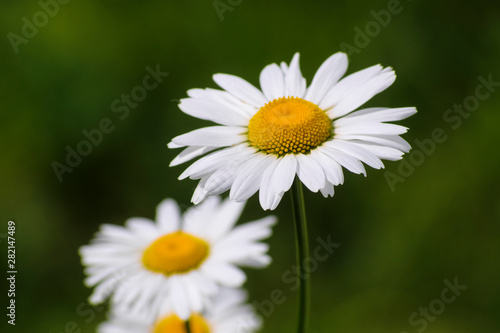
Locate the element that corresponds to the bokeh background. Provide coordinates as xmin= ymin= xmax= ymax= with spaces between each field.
xmin=1 ymin=0 xmax=499 ymax=332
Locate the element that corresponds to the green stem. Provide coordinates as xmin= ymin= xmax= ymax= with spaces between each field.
xmin=185 ymin=319 xmax=192 ymax=333
xmin=290 ymin=180 xmax=310 ymax=333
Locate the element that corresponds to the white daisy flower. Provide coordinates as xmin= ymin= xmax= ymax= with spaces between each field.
xmin=98 ymin=288 xmax=261 ymax=333
xmin=79 ymin=196 xmax=275 ymax=321
xmin=168 ymin=52 xmax=417 ymax=210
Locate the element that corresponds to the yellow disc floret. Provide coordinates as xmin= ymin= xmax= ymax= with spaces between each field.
xmin=142 ymin=232 xmax=209 ymax=275
xmin=153 ymin=313 xmax=211 ymax=333
xmin=248 ymin=97 xmax=332 ymax=155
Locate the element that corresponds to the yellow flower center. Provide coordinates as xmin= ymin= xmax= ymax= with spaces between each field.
xmin=248 ymin=97 xmax=333 ymax=155
xmin=142 ymin=232 xmax=209 ymax=275
xmin=153 ymin=314 xmax=211 ymax=333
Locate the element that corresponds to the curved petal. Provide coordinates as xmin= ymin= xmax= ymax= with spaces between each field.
xmin=259 ymin=63 xmax=285 ymax=101
xmin=305 ymin=52 xmax=348 ymax=104
xmin=187 ymin=88 xmax=256 ymax=118
xmin=337 ymin=106 xmax=417 ymax=124
xmin=178 ymin=97 xmax=250 ymax=126
xmin=321 ymin=146 xmax=366 ymax=175
xmin=213 ymin=74 xmax=267 ymax=108
xmin=321 ymin=65 xmax=396 ymax=119
xmin=202 ymin=263 xmax=246 ymax=287
xmin=230 ymin=154 xmax=275 ymax=202
xmin=271 ymin=154 xmax=297 ymax=194
xmin=311 ymin=149 xmax=344 ymax=185
xmin=171 ymin=126 xmax=246 ymax=148
xmin=204 ymin=199 xmax=246 ymax=241
xmin=334 ymin=122 xmax=409 ymax=136
xmin=179 ymin=145 xmax=252 ymax=180
xmin=350 ymin=142 xmax=405 ymax=161
xmin=334 ymin=134 xmax=411 ymax=152
xmin=319 ymin=181 xmax=335 ymax=197
xmin=169 ymin=146 xmax=217 ymax=167
xmin=169 ymin=276 xmax=191 ymax=320
xmin=259 ymin=157 xmax=280 ymax=211
xmin=284 ymin=53 xmax=307 ymax=98
xmin=155 ymin=199 xmax=181 ymax=234
xmin=296 ymin=153 xmax=326 ymax=192
xmin=326 ymin=139 xmax=384 ymax=169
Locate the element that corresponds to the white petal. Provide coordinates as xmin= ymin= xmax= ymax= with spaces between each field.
xmin=179 ymin=145 xmax=251 ymax=180
xmin=212 ymin=243 xmax=269 ymax=263
xmin=352 ymin=143 xmax=405 ymax=161
xmin=284 ymin=53 xmax=306 ymax=98
xmin=187 ymin=88 xmax=256 ymax=118
xmin=89 ymin=276 xmax=120 ymax=304
xmin=192 ymin=177 xmax=210 ymax=205
xmin=213 ymin=74 xmax=267 ymax=108
xmin=178 ymin=97 xmax=250 ymax=126
xmin=203 ymin=167 xmax=239 ymax=195
xmin=170 ymin=276 xmax=191 ymax=320
xmin=334 ymin=122 xmax=408 ymax=136
xmin=204 ymin=199 xmax=246 ymax=241
xmin=171 ymin=126 xmax=246 ymax=148
xmin=223 ymin=215 xmax=276 ymax=241
xmin=236 ymin=255 xmax=272 ymax=268
xmin=334 ymin=134 xmax=411 ymax=152
xmin=271 ymin=154 xmax=298 ymax=193
xmin=337 ymin=107 xmax=417 ymax=124
xmin=183 ymin=196 xmax=221 ymax=236
xmin=321 ymin=146 xmax=366 ymax=175
xmin=321 ymin=65 xmax=396 ymax=118
xmin=182 ymin=275 xmax=204 ymax=313
xmin=230 ymin=154 xmax=275 ymax=202
xmin=326 ymin=139 xmax=384 ymax=169
xmin=305 ymin=52 xmax=348 ymax=104
xmin=319 ymin=181 xmax=335 ymax=197
xmin=202 ymin=263 xmax=246 ymax=287
xmin=124 ymin=218 xmax=158 ymax=240
xmin=280 ymin=62 xmax=288 ymax=74
xmin=156 ymin=199 xmax=181 ymax=234
xmin=169 ymin=146 xmax=217 ymax=167
xmin=259 ymin=157 xmax=280 ymax=211
xmin=310 ymin=149 xmax=344 ymax=185
xmin=259 ymin=63 xmax=285 ymax=101
xmin=296 ymin=154 xmax=326 ymax=192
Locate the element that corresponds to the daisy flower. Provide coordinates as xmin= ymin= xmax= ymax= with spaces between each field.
xmin=168 ymin=52 xmax=417 ymax=210
xmin=79 ymin=196 xmax=275 ymax=321
xmin=98 ymin=288 xmax=261 ymax=333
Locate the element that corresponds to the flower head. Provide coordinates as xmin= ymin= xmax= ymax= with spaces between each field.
xmin=169 ymin=52 xmax=417 ymax=210
xmin=80 ymin=197 xmax=275 ymax=320
xmin=98 ymin=288 xmax=261 ymax=333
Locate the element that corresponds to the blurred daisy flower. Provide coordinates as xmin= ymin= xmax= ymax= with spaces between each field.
xmin=80 ymin=197 xmax=275 ymax=320
xmin=169 ymin=52 xmax=417 ymax=210
xmin=98 ymin=288 xmax=261 ymax=333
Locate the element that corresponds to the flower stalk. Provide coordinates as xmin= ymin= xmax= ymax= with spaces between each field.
xmin=185 ymin=320 xmax=192 ymax=333
xmin=290 ymin=180 xmax=310 ymax=333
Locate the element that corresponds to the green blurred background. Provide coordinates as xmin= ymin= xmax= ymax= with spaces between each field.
xmin=1 ymin=0 xmax=499 ymax=332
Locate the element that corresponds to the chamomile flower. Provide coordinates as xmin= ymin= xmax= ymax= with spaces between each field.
xmin=169 ymin=52 xmax=417 ymax=210
xmin=80 ymin=197 xmax=275 ymax=321
xmin=98 ymin=288 xmax=261 ymax=333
